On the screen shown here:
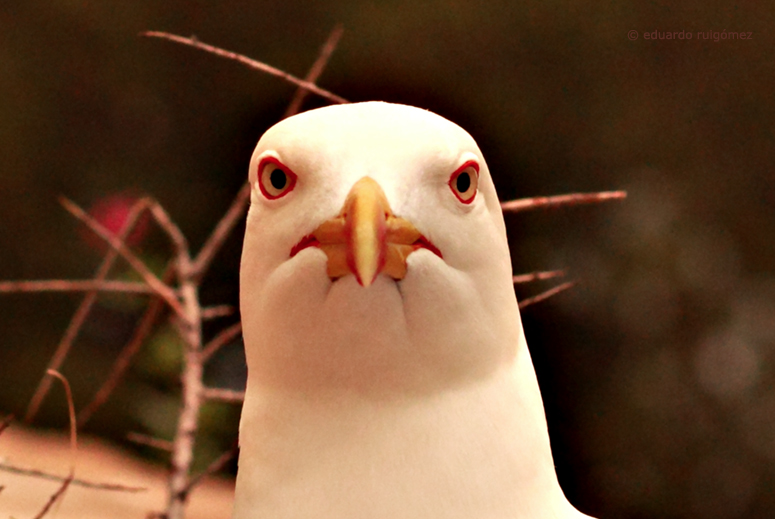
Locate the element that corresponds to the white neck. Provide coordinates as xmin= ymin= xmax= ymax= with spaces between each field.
xmin=233 ymin=331 xmax=581 ymax=519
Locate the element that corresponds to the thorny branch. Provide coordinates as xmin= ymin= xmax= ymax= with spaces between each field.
xmin=0 ymin=23 xmax=627 ymax=519
xmin=0 ymin=279 xmax=154 ymax=294
xmin=183 ymin=440 xmax=239 ymax=495
xmin=77 ymin=262 xmax=176 ymax=427
xmin=155 ymin=24 xmax=351 ymax=519
xmin=140 ymin=31 xmax=348 ymax=106
xmin=24 ymin=197 xmax=151 ymax=423
xmin=201 ymin=388 xmax=245 ymax=404
xmin=518 ymin=281 xmax=577 ymax=309
xmin=0 ymin=414 xmax=14 ymax=435
xmin=201 ymin=305 xmax=236 ymax=320
xmin=512 ymin=270 xmax=566 ymax=284
xmin=283 ymin=23 xmax=345 ymax=118
xmin=59 ymin=196 xmax=185 ymax=318
xmin=126 ymin=432 xmax=174 ymax=452
xmin=0 ymin=463 xmax=147 ymax=493
xmin=32 ymin=370 xmax=76 ymax=519
xmin=191 ymin=182 xmax=251 ymax=283
xmin=201 ymin=322 xmax=242 ymax=363
xmin=501 ymin=190 xmax=627 ymax=213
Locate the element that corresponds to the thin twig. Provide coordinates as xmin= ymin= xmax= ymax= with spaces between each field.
xmin=201 ymin=322 xmax=242 ymax=363
xmin=127 ymin=432 xmax=174 ymax=452
xmin=167 ymin=343 xmax=203 ymax=519
xmin=46 ymin=370 xmax=77 ymax=463
xmin=183 ymin=440 xmax=239 ymax=495
xmin=147 ymin=201 xmax=190 ymax=263
xmin=59 ymin=197 xmax=185 ymax=318
xmin=0 ymin=414 xmax=14 ymax=436
xmin=201 ymin=387 xmax=245 ymax=404
xmin=201 ymin=305 xmax=236 ymax=320
xmin=188 ymin=26 xmax=346 ymax=283
xmin=0 ymin=279 xmax=155 ymax=294
xmin=0 ymin=464 xmax=146 ymax=492
xmin=191 ymin=182 xmax=250 ymax=281
xmin=33 ymin=370 xmax=77 ymax=519
xmin=155 ymin=28 xmax=346 ymax=519
xmin=167 ymin=226 xmax=203 ymax=519
xmin=501 ymin=190 xmax=627 ymax=213
xmin=518 ymin=281 xmax=576 ymax=309
xmin=512 ymin=270 xmax=566 ymax=284
xmin=283 ymin=24 xmax=344 ymax=118
xmin=190 ymin=24 xmax=346 ymax=283
xmin=33 ymin=476 xmax=72 ymax=519
xmin=141 ymin=31 xmax=348 ymax=105
xmin=77 ymin=263 xmax=176 ymax=427
xmin=23 ymin=198 xmax=150 ymax=423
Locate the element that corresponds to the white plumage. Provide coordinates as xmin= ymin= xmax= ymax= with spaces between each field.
xmin=235 ymin=101 xmax=593 ymax=519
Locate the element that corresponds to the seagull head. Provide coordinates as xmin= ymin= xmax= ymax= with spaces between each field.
xmin=240 ymin=102 xmax=522 ymax=395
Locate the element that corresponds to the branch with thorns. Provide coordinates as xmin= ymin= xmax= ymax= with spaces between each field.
xmin=0 ymin=25 xmax=626 ymax=519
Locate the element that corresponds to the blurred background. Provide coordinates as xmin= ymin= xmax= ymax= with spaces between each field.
xmin=1 ymin=1 xmax=774 ymax=518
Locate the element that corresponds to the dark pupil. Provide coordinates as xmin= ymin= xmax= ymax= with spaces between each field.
xmin=456 ymin=172 xmax=471 ymax=193
xmin=270 ymin=168 xmax=287 ymax=190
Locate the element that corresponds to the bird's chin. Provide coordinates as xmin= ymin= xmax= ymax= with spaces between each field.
xmin=246 ymin=246 xmax=509 ymax=396
xmin=327 ymin=272 xmax=403 ymax=302
xmin=287 ymin=245 xmax=445 ymax=296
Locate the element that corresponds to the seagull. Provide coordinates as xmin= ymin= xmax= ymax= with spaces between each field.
xmin=235 ymin=101 xmax=594 ymax=519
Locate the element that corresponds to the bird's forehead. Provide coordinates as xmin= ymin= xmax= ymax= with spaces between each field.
xmin=256 ymin=102 xmax=479 ymax=170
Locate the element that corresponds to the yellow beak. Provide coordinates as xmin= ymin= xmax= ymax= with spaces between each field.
xmin=306 ymin=176 xmax=439 ymax=287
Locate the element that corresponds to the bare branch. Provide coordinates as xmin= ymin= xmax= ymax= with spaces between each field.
xmin=201 ymin=387 xmax=245 ymax=404
xmin=201 ymin=322 xmax=242 ymax=363
xmin=33 ymin=370 xmax=77 ymax=519
xmin=141 ymin=31 xmax=348 ymax=105
xmin=77 ymin=263 xmax=175 ymax=427
xmin=59 ymin=197 xmax=185 ymax=318
xmin=518 ymin=281 xmax=576 ymax=309
xmin=46 ymin=370 xmax=77 ymax=459
xmin=189 ymin=25 xmax=347 ymax=283
xmin=0 ymin=463 xmax=146 ymax=492
xmin=33 ymin=476 xmax=72 ymax=519
xmin=183 ymin=441 xmax=239 ymax=494
xmin=127 ymin=432 xmax=174 ymax=452
xmin=147 ymin=201 xmax=190 ymax=263
xmin=512 ymin=270 xmax=566 ymax=284
xmin=23 ymin=198 xmax=150 ymax=423
xmin=0 ymin=414 xmax=13 ymax=436
xmin=283 ymin=24 xmax=344 ymax=118
xmin=145 ymin=28 xmax=347 ymax=519
xmin=167 ymin=256 xmax=204 ymax=519
xmin=191 ymin=182 xmax=250 ymax=281
xmin=0 ymin=279 xmax=155 ymax=294
xmin=201 ymin=305 xmax=236 ymax=320
xmin=167 ymin=351 xmax=203 ymax=519
xmin=501 ymin=190 xmax=627 ymax=213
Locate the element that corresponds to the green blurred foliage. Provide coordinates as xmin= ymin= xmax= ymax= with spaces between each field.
xmin=1 ymin=1 xmax=774 ymax=518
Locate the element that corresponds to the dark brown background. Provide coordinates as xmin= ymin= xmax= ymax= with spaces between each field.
xmin=1 ymin=2 xmax=774 ymax=518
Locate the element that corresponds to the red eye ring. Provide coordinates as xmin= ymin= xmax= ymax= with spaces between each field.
xmin=257 ymin=157 xmax=298 ymax=200
xmin=448 ymin=160 xmax=479 ymax=204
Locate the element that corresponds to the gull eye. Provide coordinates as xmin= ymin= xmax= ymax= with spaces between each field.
xmin=448 ymin=161 xmax=479 ymax=204
xmin=257 ymin=158 xmax=297 ymax=199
